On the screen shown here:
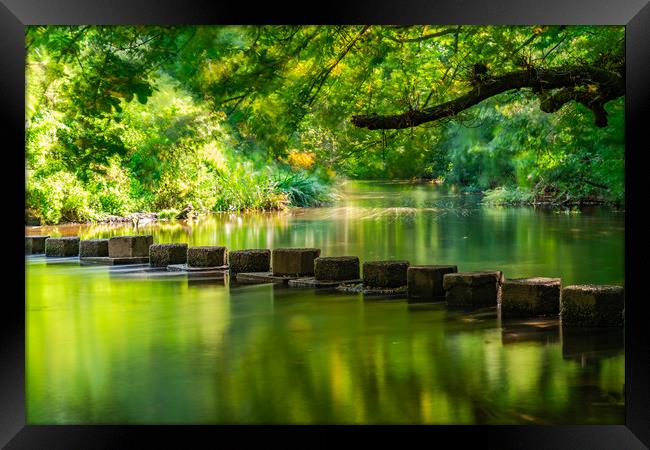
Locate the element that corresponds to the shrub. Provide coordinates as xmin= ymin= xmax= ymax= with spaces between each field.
xmin=482 ymin=186 xmax=534 ymax=205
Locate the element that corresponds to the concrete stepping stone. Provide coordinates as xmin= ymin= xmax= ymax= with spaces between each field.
xmin=407 ymin=265 xmax=458 ymax=302
xmin=167 ymin=246 xmax=229 ymax=273
xmin=149 ymin=243 xmax=188 ymax=267
xmin=501 ymin=277 xmax=561 ymax=317
xmin=560 ymin=284 xmax=624 ymax=327
xmin=108 ymin=235 xmax=153 ymax=258
xmin=315 ymin=256 xmax=360 ymax=281
xmin=45 ymin=237 xmax=80 ymax=257
xmin=363 ymin=260 xmax=409 ymax=288
xmin=229 ymin=249 xmax=271 ymax=275
xmin=25 ymin=235 xmax=49 ymax=254
xmin=79 ymin=239 xmax=109 ymax=257
xmin=443 ymin=271 xmax=503 ymax=306
xmin=272 ymin=248 xmax=321 ymax=276
xmin=287 ymin=256 xmax=362 ymax=288
xmin=187 ymin=246 xmax=227 ymax=268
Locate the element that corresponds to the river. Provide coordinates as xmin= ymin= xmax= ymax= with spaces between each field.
xmin=25 ymin=180 xmax=625 ymax=424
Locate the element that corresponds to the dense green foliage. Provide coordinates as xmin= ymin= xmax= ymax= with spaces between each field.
xmin=26 ymin=25 xmax=624 ymax=224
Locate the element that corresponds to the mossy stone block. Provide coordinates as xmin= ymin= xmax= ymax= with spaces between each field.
xmin=272 ymin=248 xmax=321 ymax=276
xmin=149 ymin=243 xmax=188 ymax=267
xmin=25 ymin=235 xmax=49 ymax=254
xmin=363 ymin=260 xmax=409 ymax=288
xmin=79 ymin=239 xmax=109 ymax=257
xmin=314 ymin=256 xmax=360 ymax=281
xmin=187 ymin=246 xmax=227 ymax=267
xmin=108 ymin=235 xmax=153 ymax=258
xmin=561 ymin=284 xmax=624 ymax=327
xmin=407 ymin=265 xmax=458 ymax=301
xmin=229 ymin=249 xmax=271 ymax=275
xmin=501 ymin=277 xmax=561 ymax=317
xmin=45 ymin=237 xmax=80 ymax=257
xmin=443 ymin=271 xmax=503 ymax=306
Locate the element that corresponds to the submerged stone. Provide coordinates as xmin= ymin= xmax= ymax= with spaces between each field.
xmin=337 ymin=282 xmax=408 ymax=297
xmin=79 ymin=239 xmax=109 ymax=257
xmin=501 ymin=277 xmax=561 ymax=317
xmin=235 ymin=272 xmax=294 ymax=285
xmin=363 ymin=260 xmax=409 ymax=288
xmin=25 ymin=235 xmax=49 ymax=254
xmin=229 ymin=249 xmax=271 ymax=275
xmin=272 ymin=248 xmax=321 ymax=276
xmin=561 ymin=284 xmax=624 ymax=327
xmin=187 ymin=246 xmax=227 ymax=267
xmin=443 ymin=271 xmax=503 ymax=306
xmin=79 ymin=256 xmax=149 ymax=265
xmin=407 ymin=265 xmax=458 ymax=301
xmin=149 ymin=243 xmax=188 ymax=267
xmin=108 ymin=235 xmax=153 ymax=258
xmin=314 ymin=256 xmax=360 ymax=281
xmin=44 ymin=237 xmax=80 ymax=257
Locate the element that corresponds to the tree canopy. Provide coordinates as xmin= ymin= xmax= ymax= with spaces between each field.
xmin=25 ymin=25 xmax=625 ymax=224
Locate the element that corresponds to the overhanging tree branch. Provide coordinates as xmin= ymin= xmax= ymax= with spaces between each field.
xmin=351 ymin=65 xmax=624 ymax=130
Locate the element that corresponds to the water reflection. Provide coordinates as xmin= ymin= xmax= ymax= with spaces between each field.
xmin=26 ymin=181 xmax=624 ymax=424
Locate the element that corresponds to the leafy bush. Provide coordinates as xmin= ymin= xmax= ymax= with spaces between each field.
xmin=482 ymin=186 xmax=534 ymax=205
xmin=158 ymin=208 xmax=180 ymax=220
xmin=272 ymin=171 xmax=333 ymax=207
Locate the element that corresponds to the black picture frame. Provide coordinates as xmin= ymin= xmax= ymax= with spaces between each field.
xmin=2 ymin=0 xmax=648 ymax=447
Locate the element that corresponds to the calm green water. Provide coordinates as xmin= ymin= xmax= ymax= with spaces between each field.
xmin=26 ymin=181 xmax=625 ymax=424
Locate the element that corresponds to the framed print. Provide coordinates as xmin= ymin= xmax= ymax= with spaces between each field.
xmin=2 ymin=0 xmax=649 ymax=447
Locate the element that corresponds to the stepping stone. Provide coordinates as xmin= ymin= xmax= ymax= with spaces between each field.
xmin=187 ymin=246 xmax=227 ymax=268
xmin=561 ymin=284 xmax=624 ymax=327
xmin=79 ymin=239 xmax=109 ymax=257
xmin=407 ymin=265 xmax=458 ymax=302
xmin=501 ymin=277 xmax=561 ymax=317
xmin=149 ymin=243 xmax=188 ymax=267
xmin=443 ymin=271 xmax=503 ymax=306
xmin=363 ymin=260 xmax=409 ymax=288
xmin=79 ymin=256 xmax=150 ymax=265
xmin=315 ymin=256 xmax=360 ymax=281
xmin=229 ymin=249 xmax=271 ymax=275
xmin=272 ymin=248 xmax=321 ymax=276
xmin=45 ymin=237 xmax=80 ymax=257
xmin=25 ymin=236 xmax=49 ymax=254
xmin=108 ymin=235 xmax=153 ymax=258
xmin=235 ymin=272 xmax=298 ymax=285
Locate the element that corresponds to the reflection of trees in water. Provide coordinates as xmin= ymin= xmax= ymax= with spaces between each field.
xmin=209 ymin=292 xmax=623 ymax=424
